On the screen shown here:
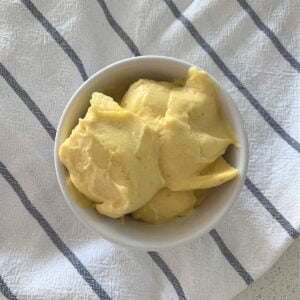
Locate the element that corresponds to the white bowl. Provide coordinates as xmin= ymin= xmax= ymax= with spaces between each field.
xmin=54 ymin=56 xmax=248 ymax=250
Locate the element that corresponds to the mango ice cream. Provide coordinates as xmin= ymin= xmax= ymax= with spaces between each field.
xmin=59 ymin=67 xmax=238 ymax=224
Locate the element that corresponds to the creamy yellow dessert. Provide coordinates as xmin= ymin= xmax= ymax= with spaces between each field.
xmin=132 ymin=188 xmax=208 ymax=224
xmin=59 ymin=93 xmax=164 ymax=218
xmin=59 ymin=67 xmax=238 ymax=224
xmin=122 ymin=67 xmax=237 ymax=191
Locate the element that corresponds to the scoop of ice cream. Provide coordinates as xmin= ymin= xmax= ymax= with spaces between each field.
xmin=122 ymin=67 xmax=237 ymax=191
xmin=60 ymin=67 xmax=238 ymax=224
xmin=132 ymin=188 xmax=197 ymax=224
xmin=132 ymin=188 xmax=208 ymax=224
xmin=59 ymin=92 xmax=165 ymax=218
xmin=172 ymin=156 xmax=238 ymax=191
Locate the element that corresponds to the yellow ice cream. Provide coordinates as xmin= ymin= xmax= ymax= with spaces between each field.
xmin=122 ymin=67 xmax=237 ymax=191
xmin=132 ymin=188 xmax=208 ymax=224
xmin=132 ymin=189 xmax=197 ymax=225
xmin=59 ymin=93 xmax=164 ymax=218
xmin=59 ymin=67 xmax=238 ymax=224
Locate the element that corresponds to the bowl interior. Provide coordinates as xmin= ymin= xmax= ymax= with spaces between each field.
xmin=55 ymin=56 xmax=248 ymax=250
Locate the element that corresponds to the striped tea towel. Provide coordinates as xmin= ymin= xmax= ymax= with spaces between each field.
xmin=0 ymin=0 xmax=299 ymax=299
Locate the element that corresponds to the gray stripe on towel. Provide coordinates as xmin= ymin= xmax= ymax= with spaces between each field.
xmin=21 ymin=0 xmax=88 ymax=81
xmin=0 ymin=162 xmax=111 ymax=300
xmin=236 ymin=0 xmax=300 ymax=72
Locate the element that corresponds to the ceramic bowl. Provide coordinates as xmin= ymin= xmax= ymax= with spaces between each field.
xmin=54 ymin=56 xmax=248 ymax=250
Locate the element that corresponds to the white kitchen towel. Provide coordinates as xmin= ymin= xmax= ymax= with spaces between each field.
xmin=0 ymin=0 xmax=299 ymax=299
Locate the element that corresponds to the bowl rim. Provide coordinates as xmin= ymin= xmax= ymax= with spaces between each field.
xmin=54 ymin=55 xmax=249 ymax=250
